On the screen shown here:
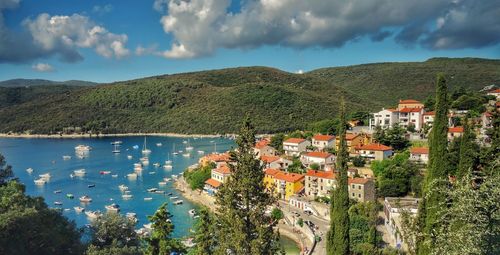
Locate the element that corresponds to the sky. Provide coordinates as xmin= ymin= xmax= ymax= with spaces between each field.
xmin=0 ymin=0 xmax=499 ymax=83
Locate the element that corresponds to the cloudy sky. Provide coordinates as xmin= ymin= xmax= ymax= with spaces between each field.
xmin=0 ymin=0 xmax=499 ymax=82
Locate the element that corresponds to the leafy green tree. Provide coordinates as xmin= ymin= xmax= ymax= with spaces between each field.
xmin=87 ymin=213 xmax=139 ymax=250
xmin=373 ymin=126 xmax=387 ymax=144
xmin=308 ymin=119 xmax=340 ymax=135
xmin=86 ymin=242 xmax=142 ymax=255
xmin=0 ymin=154 xmax=13 ymax=185
xmin=297 ymin=218 xmax=304 ymax=228
xmin=349 ymin=202 xmax=379 ymax=254
xmin=310 ymin=163 xmax=320 ymax=170
xmin=480 ymin=110 xmax=500 ymax=176
xmin=145 ymin=203 xmax=185 ymax=255
xmin=327 ymin=99 xmax=350 ymax=255
xmin=214 ymin=117 xmax=280 ymax=254
xmin=349 ymin=111 xmax=371 ymax=126
xmin=424 ymin=95 xmax=435 ymax=111
xmin=184 ymin=162 xmax=215 ymax=190
xmin=271 ymin=208 xmax=284 ymax=221
xmin=270 ymin=133 xmax=285 ymax=153
xmin=192 ymin=207 xmax=216 ymax=255
xmin=385 ymin=123 xmax=410 ymax=151
xmin=288 ymin=156 xmax=305 ymax=173
xmin=456 ymin=117 xmax=479 ymax=179
xmin=417 ymin=73 xmax=450 ymax=255
xmin=352 ymin=156 xmax=365 ymax=167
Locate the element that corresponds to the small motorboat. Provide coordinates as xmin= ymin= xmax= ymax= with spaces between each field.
xmin=119 ymin=184 xmax=129 ymax=191
xmin=153 ymin=163 xmax=160 ymax=168
xmin=88 ymin=184 xmax=96 ymax=188
xmin=122 ymin=194 xmax=133 ymax=199
xmin=173 ymin=200 xmax=183 ymax=205
xmin=149 ymin=171 xmax=156 ymax=175
xmin=182 ymin=153 xmax=191 ymax=157
xmin=185 ymin=146 xmax=194 ymax=151
xmin=85 ymin=210 xmax=102 ymax=219
xmin=127 ymin=155 xmax=133 ymax=159
xmin=66 ymin=194 xmax=74 ymax=199
xmin=79 ymin=195 xmax=92 ymax=203
xmin=169 ymin=196 xmax=179 ymax=200
xmin=127 ymin=173 xmax=138 ymax=179
xmin=105 ymin=203 xmax=120 ymax=212
xmin=140 ymin=157 xmax=149 ymax=165
xmin=74 ymin=206 xmax=85 ymax=213
xmin=158 ymin=181 xmax=167 ymax=185
xmin=111 ymin=174 xmax=118 ymax=178
xmin=69 ymin=174 xmax=74 ymax=178
xmin=172 ymin=152 xmax=179 ymax=155
xmin=34 ymin=179 xmax=46 ymax=185
xmin=144 ymin=197 xmax=153 ymax=201
xmin=64 ymin=208 xmax=71 ymax=212
xmin=100 ymin=170 xmax=111 ymax=175
xmin=163 ymin=165 xmax=173 ymax=170
xmin=53 ymin=190 xmax=62 ymax=194
xmin=39 ymin=173 xmax=51 ymax=179
xmin=75 ymin=145 xmax=91 ymax=152
xmin=163 ymin=178 xmax=171 ymax=182
xmin=147 ymin=188 xmax=158 ymax=193
xmin=26 ymin=167 xmax=34 ymax=174
xmin=154 ymin=190 xmax=165 ymax=194
xmin=171 ymin=174 xmax=178 ymax=179
xmin=54 ymin=201 xmax=63 ymax=206
xmin=73 ymin=169 xmax=86 ymax=177
xmin=132 ymin=145 xmax=139 ymax=150
xmin=156 ymin=143 xmax=162 ymax=147
xmin=182 ymin=140 xmax=188 ymax=144
xmin=188 ymin=209 xmax=197 ymax=217
xmin=197 ymin=150 xmax=205 ymax=154
xmin=62 ymin=155 xmax=72 ymax=160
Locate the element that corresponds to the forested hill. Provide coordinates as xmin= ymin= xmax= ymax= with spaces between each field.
xmin=0 ymin=57 xmax=498 ymax=134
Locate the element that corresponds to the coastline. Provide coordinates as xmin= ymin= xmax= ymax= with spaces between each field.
xmin=0 ymin=132 xmax=234 ymax=139
xmin=173 ymin=177 xmax=306 ymax=254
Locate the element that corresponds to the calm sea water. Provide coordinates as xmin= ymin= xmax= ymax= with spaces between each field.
xmin=0 ymin=136 xmax=234 ymax=238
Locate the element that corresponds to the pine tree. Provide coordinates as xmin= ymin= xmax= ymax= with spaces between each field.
xmin=214 ymin=116 xmax=280 ymax=254
xmin=193 ymin=207 xmax=216 ymax=255
xmin=456 ymin=117 xmax=478 ymax=179
xmin=327 ymin=99 xmax=350 ymax=255
xmin=145 ymin=202 xmax=185 ymax=255
xmin=417 ymin=73 xmax=450 ymax=255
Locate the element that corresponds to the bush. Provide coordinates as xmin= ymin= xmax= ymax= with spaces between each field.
xmin=184 ymin=163 xmax=216 ymax=190
xmin=310 ymin=163 xmax=320 ymax=170
xmin=352 ymin=156 xmax=365 ymax=167
xmin=271 ymin=208 xmax=284 ymax=221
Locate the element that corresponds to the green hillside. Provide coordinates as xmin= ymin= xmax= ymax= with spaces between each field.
xmin=0 ymin=58 xmax=498 ymax=134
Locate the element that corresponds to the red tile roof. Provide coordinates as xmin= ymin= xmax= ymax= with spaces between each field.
xmin=306 ymin=169 xmax=336 ymax=179
xmin=344 ymin=133 xmax=360 ymax=140
xmin=213 ymin=164 xmax=231 ymax=174
xmin=348 ymin=178 xmax=371 ymax=185
xmin=205 ymin=178 xmax=222 ymax=188
xmin=264 ymin=168 xmax=280 ymax=176
xmin=423 ymin=111 xmax=435 ymax=116
xmin=274 ymin=171 xmax=304 ymax=183
xmin=489 ymin=88 xmax=500 ymax=93
xmin=304 ymin=151 xmax=333 ymax=158
xmin=205 ymin=153 xmax=231 ymax=162
xmin=399 ymin=107 xmax=423 ymax=113
xmin=410 ymin=147 xmax=429 ymax=154
xmin=356 ymin=143 xmax=393 ymax=151
xmin=284 ymin=138 xmax=306 ymax=144
xmin=255 ymin=139 xmax=270 ymax=149
xmin=387 ymin=108 xmax=399 ymax=112
xmin=261 ymin=155 xmax=280 ymax=163
xmin=399 ymin=99 xmax=422 ymax=104
xmin=313 ymin=134 xmax=335 ymax=141
xmin=448 ymin=126 xmax=464 ymax=133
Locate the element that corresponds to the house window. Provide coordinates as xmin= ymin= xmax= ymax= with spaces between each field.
xmin=359 ymin=185 xmax=361 ymax=190
xmin=352 ymin=193 xmax=355 ymax=197
xmin=352 ymin=185 xmax=355 ymax=188
xmin=358 ymin=194 xmax=361 ymax=198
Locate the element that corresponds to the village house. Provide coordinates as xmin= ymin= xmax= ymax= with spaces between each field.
xmin=260 ymin=155 xmax=292 ymax=170
xmin=199 ymin=152 xmax=231 ymax=167
xmin=423 ymin=111 xmax=435 ymax=126
xmin=409 ymin=147 xmax=429 ymax=164
xmin=448 ymin=126 xmax=464 ymax=141
xmin=311 ymin=134 xmax=335 ymax=151
xmin=371 ymin=99 xmax=427 ymax=131
xmin=264 ymin=169 xmax=304 ymax=200
xmin=283 ymin=138 xmax=310 ymax=157
xmin=384 ymin=197 xmax=421 ymax=251
xmin=336 ymin=133 xmax=365 ymax=154
xmin=204 ymin=164 xmax=231 ymax=195
xmin=304 ymin=169 xmax=336 ymax=199
xmin=253 ymin=139 xmax=278 ymax=158
xmin=372 ymin=108 xmax=399 ymax=129
xmin=300 ymin=151 xmax=335 ymax=170
xmin=355 ymin=143 xmax=393 ymax=161
xmin=348 ymin=177 xmax=376 ymax=202
xmin=487 ymin=88 xmax=500 ymax=100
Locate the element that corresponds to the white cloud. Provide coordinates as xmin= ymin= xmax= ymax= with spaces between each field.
xmin=153 ymin=0 xmax=168 ymax=13
xmin=32 ymin=62 xmax=54 ymax=72
xmin=23 ymin=13 xmax=130 ymax=60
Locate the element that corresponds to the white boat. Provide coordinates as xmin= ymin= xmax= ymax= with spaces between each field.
xmin=53 ymin=190 xmax=62 ymax=194
xmin=156 ymin=143 xmax=162 ymax=147
xmin=163 ymin=164 xmax=172 ymax=170
xmin=100 ymin=170 xmax=111 ymax=175
xmin=169 ymin=196 xmax=179 ymax=200
xmin=158 ymin=181 xmax=167 ymax=185
xmin=182 ymin=140 xmax=187 ymax=144
xmin=34 ymin=179 xmax=46 ymax=185
xmin=143 ymin=223 xmax=152 ymax=229
xmin=62 ymin=155 xmax=72 ymax=160
xmin=122 ymin=194 xmax=133 ymax=199
xmin=75 ymin=145 xmax=91 ymax=152
xmin=85 ymin=210 xmax=102 ymax=219
xmin=197 ymin=150 xmax=205 ymax=154
xmin=111 ymin=174 xmax=118 ymax=178
xmin=163 ymin=178 xmax=171 ymax=182
xmin=119 ymin=184 xmax=129 ymax=191
xmin=171 ymin=174 xmax=178 ymax=179
xmin=142 ymin=137 xmax=151 ymax=155
xmin=105 ymin=203 xmax=120 ymax=212
xmin=147 ymin=188 xmax=158 ymax=193
xmin=74 ymin=206 xmax=85 ymax=213
xmin=149 ymin=171 xmax=156 ymax=175
xmin=26 ymin=167 xmax=34 ymax=174
xmin=127 ymin=173 xmax=138 ymax=179
xmin=172 ymin=152 xmax=179 ymax=155
xmin=132 ymin=145 xmax=139 ymax=150
xmin=39 ymin=173 xmax=51 ymax=179
xmin=185 ymin=146 xmax=194 ymax=151
xmin=173 ymin=200 xmax=183 ymax=205
xmin=112 ymin=143 xmax=121 ymax=154
xmin=126 ymin=212 xmax=136 ymax=218
xmin=182 ymin=153 xmax=190 ymax=157
xmin=111 ymin=141 xmax=122 ymax=145
xmin=153 ymin=163 xmax=160 ymax=168
xmin=54 ymin=201 xmax=63 ymax=206
xmin=188 ymin=209 xmax=197 ymax=216
xmin=73 ymin=169 xmax=86 ymax=176
xmin=165 ymin=159 xmax=172 ymax=165
xmin=144 ymin=197 xmax=153 ymax=201
xmin=69 ymin=174 xmax=74 ymax=178
xmin=127 ymin=155 xmax=133 ymax=159
xmin=140 ymin=157 xmax=149 ymax=165
xmin=79 ymin=195 xmax=92 ymax=203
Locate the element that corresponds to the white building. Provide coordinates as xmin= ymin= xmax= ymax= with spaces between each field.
xmin=398 ymin=107 xmax=424 ymax=130
xmin=384 ymin=197 xmax=421 ymax=252
xmin=300 ymin=151 xmax=335 ymax=170
xmin=355 ymin=143 xmax=393 ymax=161
xmin=283 ymin=138 xmax=310 ymax=157
xmin=260 ymin=155 xmax=292 ymax=170
xmin=311 ymin=134 xmax=335 ymax=151
xmin=372 ymin=108 xmax=399 ymax=129
xmin=371 ymin=99 xmax=426 ymax=131
xmin=409 ymin=147 xmax=429 ymax=164
xmin=422 ymin=111 xmax=435 ymax=126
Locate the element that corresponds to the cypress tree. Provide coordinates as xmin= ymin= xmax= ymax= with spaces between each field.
xmin=456 ymin=117 xmax=478 ymax=179
xmin=214 ymin=116 xmax=280 ymax=254
xmin=327 ymin=99 xmax=350 ymax=255
xmin=417 ymin=73 xmax=450 ymax=255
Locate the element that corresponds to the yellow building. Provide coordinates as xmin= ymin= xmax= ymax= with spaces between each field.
xmin=264 ymin=168 xmax=304 ymax=200
xmin=336 ymin=133 xmax=365 ymax=153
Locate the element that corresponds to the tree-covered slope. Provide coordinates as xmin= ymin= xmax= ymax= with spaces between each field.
xmin=0 ymin=58 xmax=498 ymax=134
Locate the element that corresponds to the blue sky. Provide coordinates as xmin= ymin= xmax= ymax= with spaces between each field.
xmin=0 ymin=0 xmax=499 ymax=83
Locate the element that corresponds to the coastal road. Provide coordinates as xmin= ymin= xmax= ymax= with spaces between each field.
xmin=278 ymin=201 xmax=329 ymax=255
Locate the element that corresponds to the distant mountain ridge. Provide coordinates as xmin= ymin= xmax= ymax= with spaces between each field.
xmin=0 ymin=57 xmax=498 ymax=134
xmin=0 ymin=79 xmax=97 ymax=87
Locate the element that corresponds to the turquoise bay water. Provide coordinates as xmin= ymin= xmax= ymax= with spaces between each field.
xmin=0 ymin=136 xmax=234 ymax=238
